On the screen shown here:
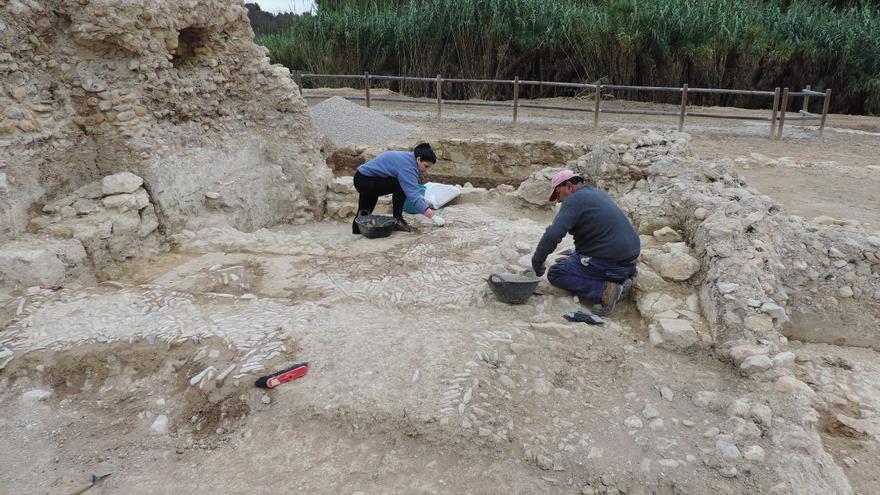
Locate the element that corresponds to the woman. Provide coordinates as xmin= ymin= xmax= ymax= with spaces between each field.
xmin=352 ymin=142 xmax=443 ymax=234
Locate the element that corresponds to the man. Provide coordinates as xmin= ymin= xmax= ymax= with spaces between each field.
xmin=531 ymin=170 xmax=640 ymax=316
xmin=352 ymin=143 xmax=443 ymax=234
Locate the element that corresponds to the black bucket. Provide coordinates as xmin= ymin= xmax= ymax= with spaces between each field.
xmin=355 ymin=211 xmax=396 ymax=239
xmin=487 ymin=273 xmax=541 ymax=304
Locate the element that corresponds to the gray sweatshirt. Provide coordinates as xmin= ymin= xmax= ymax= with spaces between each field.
xmin=532 ymin=186 xmax=640 ymax=270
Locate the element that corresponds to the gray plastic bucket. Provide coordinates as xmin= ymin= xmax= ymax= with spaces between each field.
xmin=487 ymin=273 xmax=541 ymax=304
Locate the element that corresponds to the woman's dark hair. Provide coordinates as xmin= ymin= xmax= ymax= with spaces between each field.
xmin=414 ymin=143 xmax=436 ymax=163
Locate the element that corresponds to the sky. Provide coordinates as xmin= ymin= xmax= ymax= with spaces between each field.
xmin=252 ymin=0 xmax=316 ymax=14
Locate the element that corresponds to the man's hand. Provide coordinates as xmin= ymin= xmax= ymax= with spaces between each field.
xmin=424 ymin=208 xmax=434 ymax=218
xmin=533 ymin=263 xmax=546 ymax=277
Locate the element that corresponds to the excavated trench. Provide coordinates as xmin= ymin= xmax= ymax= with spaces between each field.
xmin=3 ymin=132 xmax=879 ymax=494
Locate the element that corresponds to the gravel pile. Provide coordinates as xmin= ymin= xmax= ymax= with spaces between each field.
xmin=310 ymin=96 xmax=415 ymax=146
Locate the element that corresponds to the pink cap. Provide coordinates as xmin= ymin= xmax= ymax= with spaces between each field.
xmin=548 ymin=169 xmax=582 ymax=201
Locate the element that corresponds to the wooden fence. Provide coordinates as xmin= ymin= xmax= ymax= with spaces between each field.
xmin=293 ymin=72 xmax=832 ymax=139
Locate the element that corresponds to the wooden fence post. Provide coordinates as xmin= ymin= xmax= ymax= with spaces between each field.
xmin=776 ymin=87 xmax=790 ymax=140
xmin=593 ymin=79 xmax=602 ymax=128
xmin=512 ymin=76 xmax=520 ymax=125
xmin=769 ymin=87 xmax=781 ymax=139
xmin=802 ymin=84 xmax=811 ymax=113
xmin=819 ymin=89 xmax=832 ymax=137
xmin=678 ymin=84 xmax=689 ymax=132
xmin=364 ymin=72 xmax=371 ymax=108
xmin=294 ymin=70 xmax=303 ymax=96
xmin=436 ymin=74 xmax=442 ymax=121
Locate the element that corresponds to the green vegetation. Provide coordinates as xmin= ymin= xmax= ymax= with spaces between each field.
xmin=252 ymin=0 xmax=880 ymax=114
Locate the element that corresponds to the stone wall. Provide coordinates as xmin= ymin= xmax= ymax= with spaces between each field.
xmin=566 ymin=129 xmax=880 ymax=360
xmin=0 ymin=0 xmax=330 ymax=243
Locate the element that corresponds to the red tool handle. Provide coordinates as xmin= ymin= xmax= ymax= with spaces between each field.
xmin=255 ymin=362 xmax=308 ymax=389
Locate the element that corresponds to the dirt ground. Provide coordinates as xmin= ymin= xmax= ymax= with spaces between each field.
xmin=0 ymin=203 xmax=798 ymax=494
xmin=2 ymin=91 xmax=880 ymax=494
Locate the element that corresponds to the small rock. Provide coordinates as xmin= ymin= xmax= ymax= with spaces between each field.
xmin=657 ymin=459 xmax=679 ymax=468
xmin=21 ymin=389 xmax=52 ymax=404
xmin=653 ymin=227 xmax=682 ymax=243
xmin=660 ymin=386 xmax=674 ymax=402
xmin=82 ymin=78 xmax=107 ymax=92
xmin=694 ymin=208 xmax=709 ymax=220
xmin=828 ymin=247 xmax=845 ymax=258
xmin=624 ymin=416 xmax=644 ymax=429
xmin=839 ymin=286 xmax=854 ymax=298
xmin=744 ymin=314 xmax=774 ymax=334
xmin=682 ymin=420 xmax=695 ymax=427
xmin=740 ymin=355 xmax=773 ymax=373
xmin=642 ymin=404 xmax=660 ymax=419
xmin=702 ymin=427 xmax=720 ymax=438
xmin=150 ymin=415 xmax=169 ymax=435
xmin=648 ymin=252 xmax=700 ymax=281
xmin=536 ymin=454 xmax=554 ymax=470
xmin=760 ymin=302 xmax=787 ymax=321
xmin=772 ymin=352 xmax=796 ymax=368
xmin=95 ymin=335 xmax=108 ymax=343
xmin=719 ymin=466 xmax=738 ymax=478
xmin=649 ymin=418 xmax=665 ymax=430
xmin=102 ymin=193 xmax=138 ymax=211
xmin=717 ymin=282 xmax=739 ymax=294
xmin=649 ymin=319 xmax=698 ymax=351
xmin=775 ymin=376 xmax=815 ymax=396
xmin=72 ymin=198 xmax=97 ymax=215
xmin=716 ymin=439 xmax=741 ymax=461
xmin=102 ymin=172 xmax=143 ymax=195
xmin=205 ymin=192 xmax=220 ymax=200
xmin=744 ymin=445 xmax=765 ymax=462
xmin=261 ymin=394 xmax=271 ymax=404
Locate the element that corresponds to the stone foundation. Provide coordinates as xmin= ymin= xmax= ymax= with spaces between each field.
xmin=1 ymin=0 xmax=330 ymax=247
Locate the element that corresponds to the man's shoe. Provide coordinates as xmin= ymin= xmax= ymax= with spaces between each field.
xmin=594 ymin=281 xmax=623 ymax=317
xmin=394 ymin=218 xmax=416 ymax=232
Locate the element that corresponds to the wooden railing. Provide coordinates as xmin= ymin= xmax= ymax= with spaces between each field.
xmin=293 ymin=71 xmax=832 ymax=139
